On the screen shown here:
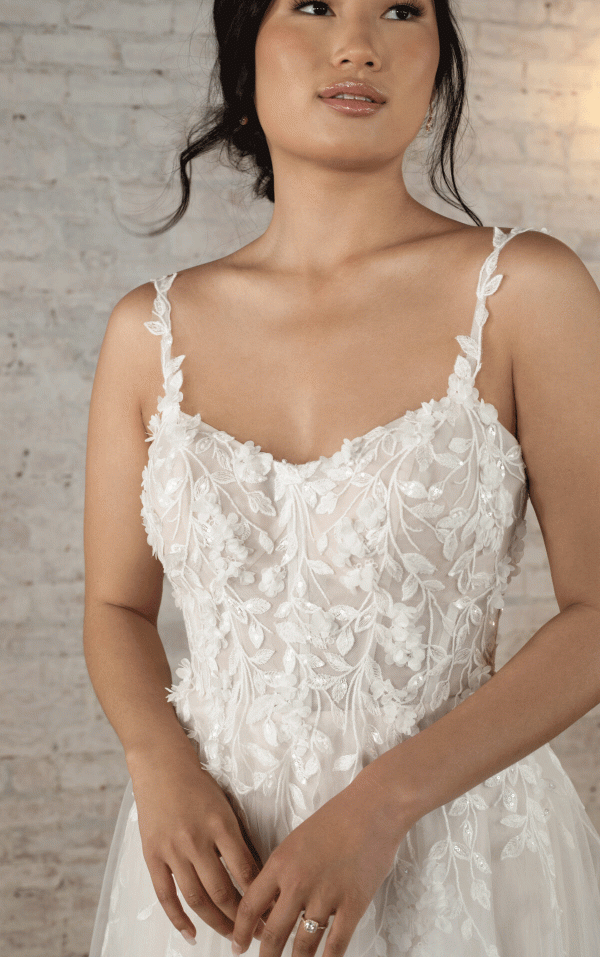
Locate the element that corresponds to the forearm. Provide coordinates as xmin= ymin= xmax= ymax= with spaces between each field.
xmin=361 ymin=602 xmax=600 ymax=836
xmin=83 ymin=601 xmax=198 ymax=777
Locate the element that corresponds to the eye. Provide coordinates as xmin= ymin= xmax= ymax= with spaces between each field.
xmin=291 ymin=1 xmax=425 ymax=20
xmin=291 ymin=1 xmax=332 ymax=15
xmin=386 ymin=3 xmax=424 ymax=20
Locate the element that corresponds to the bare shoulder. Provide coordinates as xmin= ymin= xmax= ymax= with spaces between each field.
xmin=493 ymin=227 xmax=600 ymax=417
xmin=174 ymin=254 xmax=238 ymax=291
xmin=105 ymin=278 xmax=161 ymax=341
xmin=492 ymin=228 xmax=600 ymax=612
xmin=99 ymin=278 xmax=166 ymax=391
xmin=494 ymin=228 xmax=600 ymax=332
xmin=473 ymin=228 xmax=599 ymax=391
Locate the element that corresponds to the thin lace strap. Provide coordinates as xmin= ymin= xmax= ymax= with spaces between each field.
xmin=143 ymin=273 xmax=182 ymax=412
xmin=459 ymin=226 xmax=548 ymax=380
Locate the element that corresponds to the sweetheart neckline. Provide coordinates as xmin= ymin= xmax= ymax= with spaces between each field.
xmin=173 ymin=381 xmax=524 ymax=471
xmin=149 ymin=226 xmax=538 ymax=472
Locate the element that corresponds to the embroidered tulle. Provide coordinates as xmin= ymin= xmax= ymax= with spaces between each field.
xmin=89 ymin=227 xmax=600 ymax=957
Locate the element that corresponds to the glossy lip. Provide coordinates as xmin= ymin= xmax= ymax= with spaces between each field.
xmin=318 ymin=81 xmax=386 ymax=104
xmin=320 ymin=97 xmax=383 ymax=116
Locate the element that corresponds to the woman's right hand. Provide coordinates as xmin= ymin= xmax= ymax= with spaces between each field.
xmin=129 ymin=749 xmax=270 ymax=945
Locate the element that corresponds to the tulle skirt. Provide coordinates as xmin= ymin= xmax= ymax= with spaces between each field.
xmin=89 ymin=741 xmax=600 ymax=957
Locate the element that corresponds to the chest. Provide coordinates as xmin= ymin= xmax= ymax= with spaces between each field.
xmin=141 ymin=259 xmax=516 ymax=467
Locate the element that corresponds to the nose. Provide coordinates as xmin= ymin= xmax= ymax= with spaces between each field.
xmin=333 ymin=45 xmax=380 ymax=70
xmin=329 ymin=17 xmax=382 ymax=70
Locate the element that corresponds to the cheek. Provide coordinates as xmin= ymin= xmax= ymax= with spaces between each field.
xmin=402 ymin=32 xmax=440 ymax=91
xmin=255 ymin=24 xmax=317 ymax=101
xmin=421 ymin=31 xmax=441 ymax=86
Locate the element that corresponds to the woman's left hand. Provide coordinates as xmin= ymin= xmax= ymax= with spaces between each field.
xmin=230 ymin=766 xmax=410 ymax=957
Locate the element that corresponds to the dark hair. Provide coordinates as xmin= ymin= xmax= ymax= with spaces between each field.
xmin=144 ymin=0 xmax=482 ymax=236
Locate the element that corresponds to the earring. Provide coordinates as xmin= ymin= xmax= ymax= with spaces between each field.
xmin=425 ymin=103 xmax=433 ymax=133
xmin=240 ymin=115 xmax=248 ymax=126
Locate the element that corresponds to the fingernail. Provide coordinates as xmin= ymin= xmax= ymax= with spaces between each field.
xmin=231 ymin=942 xmax=243 ymax=956
xmin=181 ymin=930 xmax=197 ymax=946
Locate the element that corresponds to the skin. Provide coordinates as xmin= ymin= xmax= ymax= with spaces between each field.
xmin=139 ymin=0 xmax=517 ymax=467
xmin=83 ymin=0 xmax=600 ymax=955
xmin=248 ymin=0 xmax=441 ymax=275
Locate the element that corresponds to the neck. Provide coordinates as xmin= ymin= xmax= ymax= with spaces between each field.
xmin=246 ymin=154 xmax=446 ymax=279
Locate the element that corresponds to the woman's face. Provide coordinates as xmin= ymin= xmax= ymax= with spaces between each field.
xmin=254 ymin=0 xmax=440 ymax=173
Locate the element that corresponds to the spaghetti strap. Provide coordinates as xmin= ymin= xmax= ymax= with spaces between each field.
xmin=143 ymin=273 xmax=183 ymax=419
xmin=459 ymin=226 xmax=548 ymax=380
xmin=94 ymin=231 xmax=600 ymax=956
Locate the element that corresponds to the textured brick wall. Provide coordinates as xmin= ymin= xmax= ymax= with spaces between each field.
xmin=0 ymin=1 xmax=599 ymax=954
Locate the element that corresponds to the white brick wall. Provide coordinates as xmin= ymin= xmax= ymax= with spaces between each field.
xmin=0 ymin=1 xmax=63 ymax=27
xmin=21 ymin=31 xmax=119 ymax=66
xmin=65 ymin=2 xmax=174 ymax=34
xmin=0 ymin=1 xmax=599 ymax=954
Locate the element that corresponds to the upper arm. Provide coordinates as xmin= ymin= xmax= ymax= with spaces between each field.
xmin=84 ymin=281 xmax=164 ymax=624
xmin=498 ymin=231 xmax=600 ymax=612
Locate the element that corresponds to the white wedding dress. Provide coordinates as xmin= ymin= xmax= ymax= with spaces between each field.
xmin=89 ymin=227 xmax=600 ymax=956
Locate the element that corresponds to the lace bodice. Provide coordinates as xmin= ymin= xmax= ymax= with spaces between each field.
xmin=90 ymin=223 xmax=600 ymax=957
xmin=140 ymin=226 xmax=532 ymax=835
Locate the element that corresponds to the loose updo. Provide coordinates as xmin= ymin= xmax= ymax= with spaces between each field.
xmin=145 ymin=0 xmax=482 ymax=235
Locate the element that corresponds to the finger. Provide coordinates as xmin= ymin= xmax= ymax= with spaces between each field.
xmin=215 ymin=821 xmax=263 ymax=894
xmin=255 ymin=896 xmax=308 ymax=957
xmin=147 ymin=859 xmax=198 ymax=942
xmin=194 ymin=851 xmax=245 ymax=926
xmin=171 ymin=858 xmax=235 ymax=938
xmin=291 ymin=906 xmax=332 ymax=957
xmin=321 ymin=909 xmax=355 ymax=957
xmin=190 ymin=851 xmax=266 ymax=942
xmin=253 ymin=891 xmax=281 ymax=938
xmin=228 ymin=804 xmax=264 ymax=872
xmin=231 ymin=870 xmax=282 ymax=953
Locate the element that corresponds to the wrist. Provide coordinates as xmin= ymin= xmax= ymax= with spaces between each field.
xmin=355 ymin=750 xmax=426 ymax=840
xmin=125 ymin=734 xmax=200 ymax=781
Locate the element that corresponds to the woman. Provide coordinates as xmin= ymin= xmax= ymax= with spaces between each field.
xmin=84 ymin=0 xmax=600 ymax=955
